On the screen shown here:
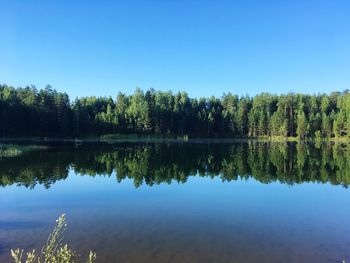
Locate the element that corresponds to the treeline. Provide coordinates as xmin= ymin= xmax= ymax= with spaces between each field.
xmin=1 ymin=142 xmax=350 ymax=188
xmin=1 ymin=83 xmax=350 ymax=138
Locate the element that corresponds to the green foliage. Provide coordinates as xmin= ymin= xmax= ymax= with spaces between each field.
xmin=314 ymin=130 xmax=323 ymax=148
xmin=127 ymin=88 xmax=150 ymax=132
xmin=1 ymin=83 xmax=350 ymax=139
xmin=11 ymin=214 xmax=96 ymax=263
xmin=296 ymin=109 xmax=308 ymax=140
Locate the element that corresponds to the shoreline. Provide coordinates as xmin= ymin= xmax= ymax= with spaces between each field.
xmin=0 ymin=135 xmax=348 ymax=144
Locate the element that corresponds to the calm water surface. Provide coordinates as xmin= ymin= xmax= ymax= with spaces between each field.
xmin=1 ymin=141 xmax=350 ymax=262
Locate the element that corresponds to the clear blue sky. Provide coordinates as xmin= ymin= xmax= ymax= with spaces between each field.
xmin=1 ymin=0 xmax=349 ymax=99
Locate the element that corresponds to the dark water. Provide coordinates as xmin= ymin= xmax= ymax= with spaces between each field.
xmin=1 ymin=141 xmax=350 ymax=262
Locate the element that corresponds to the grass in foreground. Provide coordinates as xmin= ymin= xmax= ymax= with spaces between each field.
xmin=11 ymin=214 xmax=96 ymax=263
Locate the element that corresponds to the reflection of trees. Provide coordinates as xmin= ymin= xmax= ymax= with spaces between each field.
xmin=0 ymin=151 xmax=70 ymax=188
xmin=1 ymin=142 xmax=350 ymax=189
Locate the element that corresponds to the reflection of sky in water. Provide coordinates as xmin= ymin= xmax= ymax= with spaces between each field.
xmin=1 ymin=171 xmax=350 ymax=262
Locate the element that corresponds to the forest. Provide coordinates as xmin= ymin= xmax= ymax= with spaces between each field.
xmin=1 ymin=83 xmax=350 ymax=139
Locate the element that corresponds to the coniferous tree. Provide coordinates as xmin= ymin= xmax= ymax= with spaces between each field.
xmin=1 ymin=83 xmax=350 ymax=140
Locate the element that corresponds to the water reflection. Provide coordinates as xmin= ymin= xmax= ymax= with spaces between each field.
xmin=1 ymin=142 xmax=350 ymax=188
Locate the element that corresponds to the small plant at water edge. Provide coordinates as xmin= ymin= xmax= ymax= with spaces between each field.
xmin=11 ymin=214 xmax=96 ymax=263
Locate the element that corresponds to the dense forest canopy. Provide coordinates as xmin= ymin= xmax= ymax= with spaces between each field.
xmin=1 ymin=83 xmax=350 ymax=139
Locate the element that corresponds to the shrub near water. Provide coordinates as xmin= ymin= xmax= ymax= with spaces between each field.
xmin=11 ymin=214 xmax=96 ymax=263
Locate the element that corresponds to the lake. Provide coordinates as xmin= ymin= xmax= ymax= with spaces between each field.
xmin=1 ymin=141 xmax=350 ymax=262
